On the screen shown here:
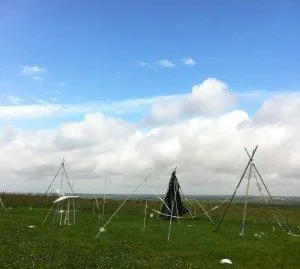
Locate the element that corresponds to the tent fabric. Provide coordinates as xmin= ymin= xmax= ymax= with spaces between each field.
xmin=159 ymin=170 xmax=189 ymax=219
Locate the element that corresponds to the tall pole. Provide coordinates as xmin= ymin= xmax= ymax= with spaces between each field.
xmin=241 ymin=163 xmax=252 ymax=235
xmin=102 ymin=178 xmax=107 ymax=220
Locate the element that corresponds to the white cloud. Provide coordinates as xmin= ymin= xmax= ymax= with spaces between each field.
xmin=1 ymin=104 xmax=300 ymax=196
xmin=186 ymin=78 xmax=237 ymax=116
xmin=0 ymin=104 xmax=60 ymax=119
xmin=182 ymin=57 xmax=197 ymax=66
xmin=1 ymin=81 xmax=300 ymax=196
xmin=0 ymin=78 xmax=286 ymax=123
xmin=0 ymin=94 xmax=183 ymax=120
xmin=158 ymin=59 xmax=175 ymax=68
xmin=22 ymin=65 xmax=46 ymax=76
xmin=7 ymin=95 xmax=23 ymax=105
xmin=1 ymin=78 xmax=300 ymax=196
xmin=137 ymin=61 xmax=148 ymax=67
xmin=49 ymin=97 xmax=59 ymax=103
xmin=146 ymin=78 xmax=236 ymax=124
xmin=254 ymin=92 xmax=300 ymax=125
xmin=33 ymin=76 xmax=42 ymax=82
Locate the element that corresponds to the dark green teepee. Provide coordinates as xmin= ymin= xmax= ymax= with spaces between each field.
xmin=159 ymin=168 xmax=189 ymax=219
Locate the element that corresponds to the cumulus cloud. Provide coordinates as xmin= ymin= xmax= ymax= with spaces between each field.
xmin=182 ymin=57 xmax=197 ymax=66
xmin=146 ymin=78 xmax=236 ymax=124
xmin=22 ymin=65 xmax=46 ymax=75
xmin=1 ymin=78 xmax=300 ymax=196
xmin=158 ymin=59 xmax=175 ymax=68
xmin=254 ymin=92 xmax=300 ymax=125
xmin=185 ymin=77 xmax=237 ymax=116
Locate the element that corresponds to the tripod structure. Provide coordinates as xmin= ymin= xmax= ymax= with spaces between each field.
xmin=42 ymin=158 xmax=79 ymax=226
xmin=215 ymin=145 xmax=291 ymax=235
xmin=43 ymin=158 xmax=77 ymax=198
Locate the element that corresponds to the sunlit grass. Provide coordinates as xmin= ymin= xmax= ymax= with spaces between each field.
xmin=1 ymin=194 xmax=300 ymax=268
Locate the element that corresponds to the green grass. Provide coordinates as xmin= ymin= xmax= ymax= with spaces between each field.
xmin=1 ymin=194 xmax=300 ymax=268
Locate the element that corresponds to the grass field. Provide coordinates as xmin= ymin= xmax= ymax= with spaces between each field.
xmin=1 ymin=194 xmax=300 ymax=268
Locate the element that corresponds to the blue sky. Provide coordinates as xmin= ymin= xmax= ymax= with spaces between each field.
xmin=0 ymin=0 xmax=300 ymax=127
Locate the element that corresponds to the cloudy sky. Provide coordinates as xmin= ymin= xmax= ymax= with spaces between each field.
xmin=0 ymin=0 xmax=300 ymax=196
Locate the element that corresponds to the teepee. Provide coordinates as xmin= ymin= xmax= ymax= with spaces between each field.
xmin=42 ymin=158 xmax=79 ymax=226
xmin=159 ymin=168 xmax=189 ymax=220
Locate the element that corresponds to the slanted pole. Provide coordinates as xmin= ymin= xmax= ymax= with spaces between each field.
xmin=0 ymin=198 xmax=8 ymax=211
xmin=215 ymin=145 xmax=258 ymax=232
xmin=240 ymin=163 xmax=252 ymax=235
xmin=43 ymin=163 xmax=63 ymax=197
xmin=95 ymin=173 xmax=152 ymax=239
xmin=243 ymin=148 xmax=291 ymax=233
xmin=252 ymin=163 xmax=291 ymax=233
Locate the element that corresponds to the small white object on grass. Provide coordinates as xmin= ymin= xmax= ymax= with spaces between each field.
xmin=150 ymin=214 xmax=153 ymax=218
xmin=220 ymin=259 xmax=232 ymax=264
xmin=99 ymin=227 xmax=106 ymax=233
xmin=28 ymin=225 xmax=36 ymax=228
xmin=29 ymin=207 xmax=32 ymax=211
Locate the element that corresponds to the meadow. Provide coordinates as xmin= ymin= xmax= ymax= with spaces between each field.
xmin=1 ymin=193 xmax=300 ymax=268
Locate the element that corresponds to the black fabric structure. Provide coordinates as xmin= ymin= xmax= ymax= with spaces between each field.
xmin=159 ymin=169 xmax=189 ymax=219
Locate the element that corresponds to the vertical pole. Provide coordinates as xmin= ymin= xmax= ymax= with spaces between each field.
xmin=143 ymin=201 xmax=147 ymax=232
xmin=92 ymin=198 xmax=95 ymax=214
xmin=167 ymin=196 xmax=175 ymax=241
xmin=102 ymin=179 xmax=106 ymax=220
xmin=60 ymin=164 xmax=64 ymax=195
xmin=72 ymin=198 xmax=76 ymax=224
xmin=174 ymin=181 xmax=180 ymax=225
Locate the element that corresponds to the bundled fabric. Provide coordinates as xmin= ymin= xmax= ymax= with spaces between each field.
xmin=159 ymin=169 xmax=189 ymax=219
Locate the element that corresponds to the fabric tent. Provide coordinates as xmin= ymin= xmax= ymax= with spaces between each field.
xmin=159 ymin=168 xmax=189 ymax=219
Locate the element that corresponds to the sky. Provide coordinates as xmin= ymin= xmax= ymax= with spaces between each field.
xmin=0 ymin=0 xmax=300 ymax=196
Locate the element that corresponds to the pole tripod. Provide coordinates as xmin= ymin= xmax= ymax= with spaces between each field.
xmin=42 ymin=158 xmax=80 ymax=207
xmin=215 ymin=146 xmax=291 ymax=234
